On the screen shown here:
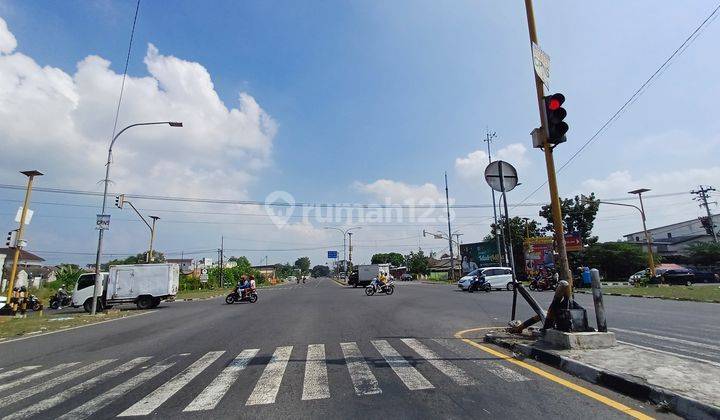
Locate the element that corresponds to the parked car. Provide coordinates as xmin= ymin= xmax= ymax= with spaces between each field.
xmin=690 ymin=269 xmax=719 ymax=283
xmin=400 ymin=273 xmax=413 ymax=281
xmin=649 ymin=267 xmax=695 ymax=286
xmin=628 ymin=270 xmax=647 ymax=285
xmin=457 ymin=267 xmax=514 ymax=291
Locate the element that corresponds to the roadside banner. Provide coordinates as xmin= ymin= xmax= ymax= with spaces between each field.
xmin=459 ymin=241 xmax=500 ymax=273
xmin=564 ymin=232 xmax=583 ymax=252
xmin=524 ymin=237 xmax=554 ymax=271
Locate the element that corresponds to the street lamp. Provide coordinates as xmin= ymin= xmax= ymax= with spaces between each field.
xmin=90 ymin=121 xmax=183 ymax=315
xmin=628 ymin=188 xmax=655 ymax=278
xmin=148 ymin=216 xmax=160 ymax=263
xmin=324 ymin=226 xmax=361 ymax=279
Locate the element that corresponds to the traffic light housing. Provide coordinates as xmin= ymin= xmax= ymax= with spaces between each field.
xmin=543 ymin=93 xmax=568 ymax=144
xmin=115 ymin=194 xmax=125 ymax=209
xmin=6 ymin=230 xmax=17 ymax=248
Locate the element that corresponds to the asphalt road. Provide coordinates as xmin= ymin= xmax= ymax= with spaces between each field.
xmin=0 ymin=278 xmax=676 ymax=419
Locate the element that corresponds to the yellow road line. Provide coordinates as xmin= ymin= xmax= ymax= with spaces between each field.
xmin=455 ymin=327 xmax=653 ymax=420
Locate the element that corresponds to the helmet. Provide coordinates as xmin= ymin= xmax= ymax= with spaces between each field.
xmin=20 ymin=286 xmax=27 ymax=292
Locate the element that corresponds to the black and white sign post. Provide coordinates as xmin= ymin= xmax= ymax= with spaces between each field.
xmin=485 ymin=160 xmax=520 ymax=320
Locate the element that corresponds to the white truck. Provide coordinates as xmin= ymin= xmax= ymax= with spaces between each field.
xmin=72 ymin=263 xmax=179 ymax=312
xmin=350 ymin=263 xmax=391 ymax=287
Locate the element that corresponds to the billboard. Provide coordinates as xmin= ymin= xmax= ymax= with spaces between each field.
xmin=459 ymin=241 xmax=500 ymax=273
xmin=564 ymin=232 xmax=583 ymax=252
xmin=524 ymin=237 xmax=554 ymax=271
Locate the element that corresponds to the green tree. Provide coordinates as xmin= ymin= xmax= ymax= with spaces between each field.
xmin=406 ymin=250 xmax=429 ymax=275
xmin=51 ymin=264 xmax=85 ymax=291
xmin=583 ymin=242 xmax=647 ymax=280
xmin=104 ymin=251 xmax=166 ymax=269
xmin=311 ymin=265 xmax=331 ymax=277
xmin=370 ymin=252 xmax=405 ymax=266
xmin=294 ymin=257 xmax=311 ymax=275
xmin=539 ymin=193 xmax=600 ymax=245
xmin=485 ymin=216 xmax=543 ymax=274
xmin=686 ymin=242 xmax=720 ymax=265
xmin=274 ymin=263 xmax=295 ymax=279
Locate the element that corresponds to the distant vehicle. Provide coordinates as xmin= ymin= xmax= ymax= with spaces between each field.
xmin=649 ymin=267 xmax=695 ymax=286
xmin=457 ymin=267 xmax=514 ymax=291
xmin=287 ymin=276 xmax=297 ymax=282
xmin=628 ymin=270 xmax=647 ymax=284
xmin=349 ymin=264 xmax=391 ymax=288
xmin=690 ymin=269 xmax=719 ymax=283
xmin=400 ymin=273 xmax=413 ymax=281
xmin=72 ymin=264 xmax=179 ymax=312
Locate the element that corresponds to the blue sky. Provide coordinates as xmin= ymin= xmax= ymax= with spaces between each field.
xmin=1 ymin=1 xmax=719 ymax=267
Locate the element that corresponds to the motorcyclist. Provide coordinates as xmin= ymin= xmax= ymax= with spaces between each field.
xmin=238 ymin=275 xmax=251 ymax=299
xmin=248 ymin=275 xmax=256 ymax=290
xmin=373 ymin=272 xmax=387 ymax=292
xmin=56 ymin=284 xmax=68 ymax=309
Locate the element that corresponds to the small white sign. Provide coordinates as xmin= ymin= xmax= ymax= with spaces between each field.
xmin=14 ymin=207 xmax=34 ymax=225
xmin=200 ymin=268 xmax=209 ymax=282
xmin=96 ymin=214 xmax=110 ymax=230
xmin=532 ymin=42 xmax=551 ymax=87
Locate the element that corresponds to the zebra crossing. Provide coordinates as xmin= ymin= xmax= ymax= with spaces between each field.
xmin=0 ymin=338 xmax=532 ymax=418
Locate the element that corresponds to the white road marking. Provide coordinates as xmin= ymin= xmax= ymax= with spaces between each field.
xmin=371 ymin=340 xmax=434 ymax=390
xmin=432 ymin=338 xmax=530 ymax=383
xmin=482 ymin=362 xmax=531 ymax=382
xmin=0 ymin=362 xmax=79 ymax=393
xmin=612 ymin=328 xmax=720 ymax=352
xmin=0 ymin=359 xmax=115 ymax=408
xmin=6 ymin=357 xmax=151 ymax=420
xmin=0 ymin=365 xmax=40 ymax=380
xmin=246 ymin=346 xmax=293 ymax=405
xmin=302 ymin=344 xmax=330 ymax=400
xmin=183 ymin=349 xmax=259 ymax=412
xmin=118 ymin=351 xmax=224 ymax=416
xmin=618 ymin=340 xmax=720 ymax=368
xmin=58 ymin=362 xmax=174 ymax=420
xmin=400 ymin=338 xmax=477 ymax=386
xmin=340 ymin=342 xmax=381 ymax=396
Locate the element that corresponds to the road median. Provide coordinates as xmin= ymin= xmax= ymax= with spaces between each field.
xmin=575 ymin=285 xmax=720 ymax=303
xmin=482 ymin=329 xmax=720 ymax=419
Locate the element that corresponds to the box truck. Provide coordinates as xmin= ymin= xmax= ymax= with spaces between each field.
xmin=348 ymin=264 xmax=391 ymax=287
xmin=72 ymin=263 xmax=179 ymax=312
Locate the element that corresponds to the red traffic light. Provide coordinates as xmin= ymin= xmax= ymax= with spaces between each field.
xmin=548 ymin=98 xmax=561 ymax=110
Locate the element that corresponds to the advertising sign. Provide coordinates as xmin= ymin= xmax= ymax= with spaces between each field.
xmin=524 ymin=237 xmax=554 ymax=271
xmin=459 ymin=241 xmax=500 ymax=273
xmin=564 ymin=232 xmax=583 ymax=252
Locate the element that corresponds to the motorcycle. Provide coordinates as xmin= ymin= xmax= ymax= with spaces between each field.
xmin=529 ymin=274 xmax=556 ymax=291
xmin=365 ymin=280 xmax=395 ymax=296
xmin=27 ymin=294 xmax=43 ymax=311
xmin=49 ymin=293 xmax=72 ymax=309
xmin=225 ymin=287 xmax=258 ymax=304
xmin=468 ymin=276 xmax=491 ymax=293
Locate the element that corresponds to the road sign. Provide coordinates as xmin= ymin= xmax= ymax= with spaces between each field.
xmin=96 ymin=214 xmax=110 ymax=230
xmin=532 ymin=42 xmax=550 ymax=87
xmin=484 ymin=160 xmax=518 ymax=193
xmin=200 ymin=268 xmax=209 ymax=282
xmin=327 ymin=250 xmax=338 ymax=259
xmin=14 ymin=207 xmax=33 ymax=225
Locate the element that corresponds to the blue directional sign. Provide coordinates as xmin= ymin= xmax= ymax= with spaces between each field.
xmin=327 ymin=250 xmax=338 ymax=259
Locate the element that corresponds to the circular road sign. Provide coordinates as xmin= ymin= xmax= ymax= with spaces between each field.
xmin=484 ymin=160 xmax=518 ymax=193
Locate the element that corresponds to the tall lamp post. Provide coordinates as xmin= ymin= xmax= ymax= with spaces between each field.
xmin=324 ymin=226 xmax=361 ymax=279
xmin=5 ymin=170 xmax=43 ymax=301
xmin=91 ymin=121 xmax=183 ymax=315
xmin=628 ymin=188 xmax=656 ymax=278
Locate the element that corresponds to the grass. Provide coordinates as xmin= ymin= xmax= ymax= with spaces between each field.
xmin=603 ymin=285 xmax=720 ymax=302
xmin=0 ymin=310 xmax=147 ymax=341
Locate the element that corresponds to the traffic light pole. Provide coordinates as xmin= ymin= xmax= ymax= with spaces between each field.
xmin=524 ymin=0 xmax=573 ymax=289
xmin=5 ymin=171 xmax=42 ymax=301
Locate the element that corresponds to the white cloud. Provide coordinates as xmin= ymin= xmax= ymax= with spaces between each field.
xmin=455 ymin=143 xmax=529 ymax=182
xmin=0 ymin=17 xmax=276 ymax=199
xmin=581 ymin=167 xmax=720 ymax=198
xmin=0 ymin=17 xmax=16 ymax=54
xmin=353 ymin=179 xmax=444 ymax=203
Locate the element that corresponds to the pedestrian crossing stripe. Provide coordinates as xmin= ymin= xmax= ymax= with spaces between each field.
xmin=0 ymin=338 xmax=533 ymax=418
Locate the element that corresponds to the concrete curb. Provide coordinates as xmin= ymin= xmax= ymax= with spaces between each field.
xmin=574 ymin=289 xmax=720 ymax=304
xmin=484 ymin=334 xmax=720 ymax=419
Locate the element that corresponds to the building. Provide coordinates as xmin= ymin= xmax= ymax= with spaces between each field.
xmin=623 ymin=214 xmax=719 ymax=258
xmin=0 ymin=249 xmax=49 ymax=290
xmin=166 ymin=258 xmax=193 ymax=274
xmin=252 ymin=264 xmax=276 ymax=279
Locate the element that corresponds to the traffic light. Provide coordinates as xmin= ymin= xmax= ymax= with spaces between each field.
xmin=115 ymin=194 xmax=125 ymax=209
xmin=5 ymin=230 xmax=17 ymax=248
xmin=543 ymin=93 xmax=568 ymax=144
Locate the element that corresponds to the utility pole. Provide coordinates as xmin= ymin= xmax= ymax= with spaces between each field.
xmin=628 ymin=189 xmax=656 ymax=277
xmin=220 ymin=236 xmax=224 ymax=288
xmin=5 ymin=170 xmax=42 ymax=302
xmin=484 ymin=130 xmax=505 ymax=266
xmin=147 ymin=216 xmax=160 ymax=263
xmin=444 ymin=172 xmax=455 ymax=282
xmin=524 ymin=0 xmax=573 ymax=286
xmin=691 ymin=185 xmax=718 ymax=243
